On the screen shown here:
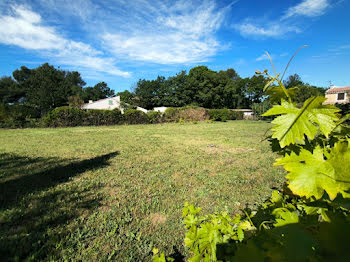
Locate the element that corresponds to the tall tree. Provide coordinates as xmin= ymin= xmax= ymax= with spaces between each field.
xmin=283 ymin=74 xmax=303 ymax=89
xmin=0 ymin=76 xmax=23 ymax=103
xmin=25 ymin=63 xmax=71 ymax=113
xmin=116 ymin=90 xmax=135 ymax=105
xmin=81 ymin=82 xmax=115 ymax=102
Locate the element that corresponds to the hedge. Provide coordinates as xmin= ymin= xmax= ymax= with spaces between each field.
xmin=208 ymin=109 xmax=244 ymax=121
xmin=0 ymin=104 xmax=41 ymax=128
xmin=43 ymin=107 xmax=123 ymax=127
xmin=164 ymin=106 xmax=209 ymax=122
xmin=123 ymin=109 xmax=149 ymax=125
xmin=1 ymin=105 xmax=248 ymax=128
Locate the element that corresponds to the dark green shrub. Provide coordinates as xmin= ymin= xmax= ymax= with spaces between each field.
xmin=43 ymin=106 xmax=85 ymax=127
xmin=335 ymin=103 xmax=350 ymax=114
xmin=124 ymin=109 xmax=149 ymax=124
xmin=229 ymin=110 xmax=244 ymax=120
xmin=163 ymin=107 xmax=179 ymax=122
xmin=147 ymin=111 xmax=163 ymax=124
xmin=84 ymin=109 xmax=123 ymax=126
xmin=43 ymin=107 xmax=123 ymax=127
xmin=208 ymin=109 xmax=230 ymax=121
xmin=0 ymin=104 xmax=41 ymax=128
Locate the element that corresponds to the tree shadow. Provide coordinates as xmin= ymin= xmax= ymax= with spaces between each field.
xmin=0 ymin=151 xmax=118 ymax=209
xmin=0 ymin=151 xmax=119 ymax=261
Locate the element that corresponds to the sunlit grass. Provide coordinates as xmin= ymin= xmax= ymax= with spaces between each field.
xmin=0 ymin=121 xmax=285 ymax=261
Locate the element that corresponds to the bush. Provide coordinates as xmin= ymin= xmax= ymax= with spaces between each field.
xmin=43 ymin=106 xmax=85 ymax=127
xmin=335 ymin=103 xmax=350 ymax=114
xmin=0 ymin=104 xmax=41 ymax=128
xmin=43 ymin=107 xmax=123 ymax=127
xmin=208 ymin=109 xmax=231 ymax=121
xmin=230 ymin=110 xmax=244 ymax=120
xmin=124 ymin=109 xmax=149 ymax=124
xmin=147 ymin=111 xmax=163 ymax=124
xmin=84 ymin=108 xmax=123 ymax=126
xmin=164 ymin=106 xmax=209 ymax=122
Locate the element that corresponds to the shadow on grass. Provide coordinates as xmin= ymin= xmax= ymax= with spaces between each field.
xmin=0 ymin=151 xmax=119 ymax=209
xmin=0 ymin=151 xmax=118 ymax=261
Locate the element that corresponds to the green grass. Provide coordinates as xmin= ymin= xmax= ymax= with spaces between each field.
xmin=0 ymin=121 xmax=285 ymax=261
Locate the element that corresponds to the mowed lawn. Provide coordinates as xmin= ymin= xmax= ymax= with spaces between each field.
xmin=0 ymin=121 xmax=285 ymax=261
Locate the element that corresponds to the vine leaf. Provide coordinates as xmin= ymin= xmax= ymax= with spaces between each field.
xmin=275 ymin=144 xmax=350 ymax=200
xmin=263 ymin=97 xmax=340 ymax=148
xmin=272 ymin=208 xmax=299 ymax=227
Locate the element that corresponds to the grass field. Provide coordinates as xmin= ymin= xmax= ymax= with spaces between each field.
xmin=0 ymin=121 xmax=285 ymax=261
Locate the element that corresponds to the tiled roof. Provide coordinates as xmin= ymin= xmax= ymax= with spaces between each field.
xmin=326 ymin=86 xmax=350 ymax=94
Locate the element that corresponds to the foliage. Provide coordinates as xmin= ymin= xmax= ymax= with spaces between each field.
xmin=147 ymin=111 xmax=164 ymax=124
xmin=80 ymin=82 xmax=115 ymax=103
xmin=154 ymin=48 xmax=350 ymax=261
xmin=164 ymin=106 xmax=209 ymax=122
xmin=117 ymin=90 xmax=136 ymax=105
xmin=0 ymin=103 xmax=41 ymax=128
xmin=68 ymin=95 xmax=84 ymax=108
xmin=124 ymin=109 xmax=149 ymax=124
xmin=335 ymin=103 xmax=350 ymax=115
xmin=0 ymin=64 xmax=116 ymax=116
xmin=43 ymin=106 xmax=86 ymax=127
xmin=84 ymin=108 xmax=123 ymax=126
xmin=283 ymin=74 xmax=326 ymax=105
xmin=43 ymin=107 xmax=123 ymax=127
xmin=208 ymin=109 xmax=231 ymax=121
xmin=132 ymin=67 xmax=269 ymax=110
xmin=262 ymin=97 xmax=339 ymax=147
xmin=251 ymin=100 xmax=272 ymax=120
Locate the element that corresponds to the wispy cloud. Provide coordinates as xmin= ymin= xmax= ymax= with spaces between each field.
xmin=0 ymin=5 xmax=130 ymax=77
xmin=236 ymin=22 xmax=300 ymax=37
xmin=235 ymin=0 xmax=330 ymax=38
xmin=102 ymin=0 xmax=227 ymax=64
xmin=0 ymin=0 xmax=229 ymax=75
xmin=282 ymin=0 xmax=330 ymax=20
xmin=256 ymin=53 xmax=271 ymax=61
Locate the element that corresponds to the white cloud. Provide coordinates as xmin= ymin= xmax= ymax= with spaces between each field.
xmin=256 ymin=54 xmax=271 ymax=61
xmin=236 ymin=23 xmax=300 ymax=37
xmin=282 ymin=0 xmax=329 ymax=20
xmin=102 ymin=0 xmax=226 ymax=64
xmin=235 ymin=0 xmax=330 ymax=38
xmin=0 ymin=5 xmax=130 ymax=77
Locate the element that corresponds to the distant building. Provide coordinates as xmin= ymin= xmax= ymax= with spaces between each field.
xmin=153 ymin=106 xmax=168 ymax=113
xmin=324 ymin=85 xmax=350 ymax=105
xmin=231 ymin=109 xmax=254 ymax=119
xmin=82 ymin=96 xmax=121 ymax=110
xmin=81 ymin=96 xmax=148 ymax=113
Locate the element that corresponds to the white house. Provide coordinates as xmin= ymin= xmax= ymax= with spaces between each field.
xmin=81 ymin=96 xmax=148 ymax=113
xmin=153 ymin=106 xmax=168 ymax=113
xmin=82 ymin=96 xmax=121 ymax=110
xmin=231 ymin=109 xmax=254 ymax=119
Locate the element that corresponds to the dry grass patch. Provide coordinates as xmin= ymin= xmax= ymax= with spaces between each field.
xmin=150 ymin=213 xmax=167 ymax=227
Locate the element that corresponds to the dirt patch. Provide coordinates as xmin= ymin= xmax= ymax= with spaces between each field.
xmin=150 ymin=213 xmax=167 ymax=227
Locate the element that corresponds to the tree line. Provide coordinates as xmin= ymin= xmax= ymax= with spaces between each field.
xmin=118 ymin=66 xmax=325 ymax=110
xmin=0 ymin=63 xmax=114 ymax=115
xmin=0 ymin=63 xmax=325 ymax=116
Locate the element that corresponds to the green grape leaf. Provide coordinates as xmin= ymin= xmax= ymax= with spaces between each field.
xmin=263 ymin=97 xmax=340 ymax=147
xmin=275 ymin=144 xmax=350 ymax=200
xmin=325 ymin=140 xmax=350 ymax=199
xmin=272 ymin=208 xmax=299 ymax=227
xmin=266 ymin=85 xmax=297 ymax=104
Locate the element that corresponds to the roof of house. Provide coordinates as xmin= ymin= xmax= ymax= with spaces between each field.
xmin=326 ymin=86 xmax=350 ymax=94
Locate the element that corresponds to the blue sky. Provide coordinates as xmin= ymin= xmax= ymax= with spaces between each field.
xmin=0 ymin=0 xmax=349 ymax=93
